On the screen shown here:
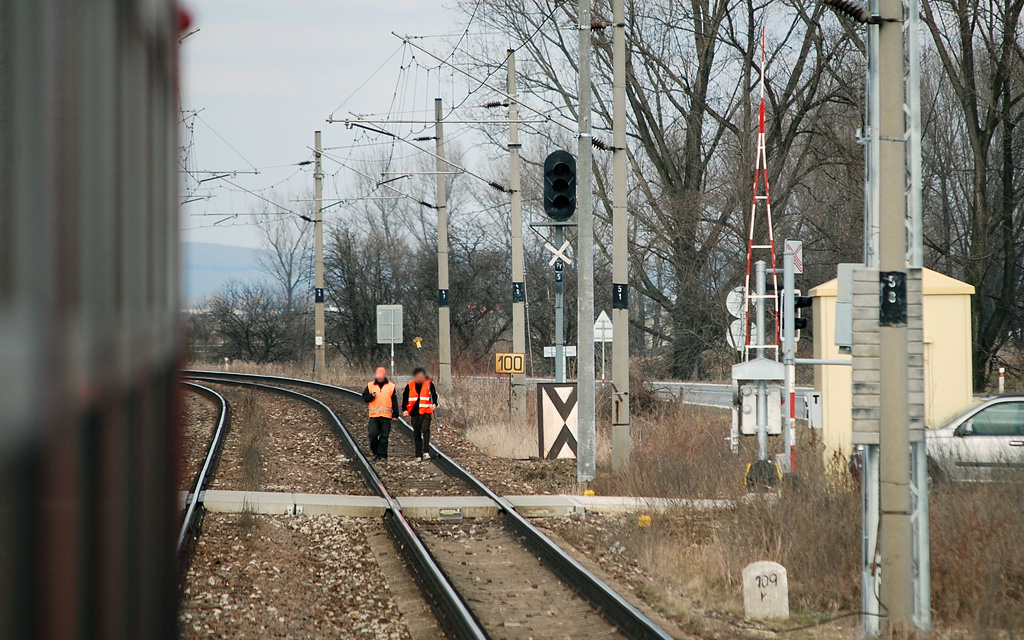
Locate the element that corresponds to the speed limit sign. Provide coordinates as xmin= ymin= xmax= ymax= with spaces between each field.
xmin=495 ymin=352 xmax=525 ymax=375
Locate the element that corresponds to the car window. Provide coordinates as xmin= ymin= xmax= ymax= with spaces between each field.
xmin=970 ymin=402 xmax=1024 ymax=436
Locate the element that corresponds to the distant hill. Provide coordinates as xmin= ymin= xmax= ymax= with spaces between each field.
xmin=182 ymin=242 xmax=266 ymax=303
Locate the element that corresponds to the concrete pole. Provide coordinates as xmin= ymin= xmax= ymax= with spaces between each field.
xmin=434 ymin=98 xmax=453 ymax=394
xmin=755 ymin=260 xmax=768 ymax=463
xmin=877 ymin=0 xmax=913 ymax=627
xmin=313 ymin=131 xmax=326 ymax=379
xmin=554 ymin=227 xmax=565 ymax=384
xmin=576 ymin=0 xmax=596 ymax=483
xmin=783 ymin=248 xmax=795 ymax=473
xmin=610 ymin=0 xmax=630 ymax=473
xmin=508 ymin=49 xmax=527 ymax=425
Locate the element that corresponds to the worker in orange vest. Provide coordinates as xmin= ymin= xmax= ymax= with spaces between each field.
xmin=401 ymin=367 xmax=438 ymax=460
xmin=361 ymin=367 xmax=399 ymax=461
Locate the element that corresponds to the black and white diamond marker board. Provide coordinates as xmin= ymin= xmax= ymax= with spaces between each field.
xmin=538 ymin=383 xmax=578 ymax=460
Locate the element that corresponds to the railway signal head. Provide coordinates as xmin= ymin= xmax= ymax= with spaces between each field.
xmin=787 ymin=292 xmax=813 ymax=341
xmin=543 ymin=150 xmax=576 ymax=222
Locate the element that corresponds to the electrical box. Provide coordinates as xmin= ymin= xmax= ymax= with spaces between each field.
xmin=740 ymin=385 xmax=782 ymax=436
xmin=834 ymin=263 xmax=861 ymax=354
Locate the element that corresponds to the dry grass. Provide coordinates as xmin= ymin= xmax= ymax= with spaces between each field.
xmin=587 ymin=378 xmax=1023 ymax=635
xmin=215 ymin=361 xmax=371 ymax=391
xmin=442 ymin=377 xmax=539 ymax=459
xmin=930 ymin=480 xmax=1024 ymax=634
xmin=233 ymin=390 xmax=267 ymax=492
xmin=236 ymin=503 xmax=262 ymax=551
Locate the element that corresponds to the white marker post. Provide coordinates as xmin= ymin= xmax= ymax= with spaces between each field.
xmin=593 ymin=311 xmax=613 ymax=383
xmin=743 ymin=561 xmax=789 ymax=620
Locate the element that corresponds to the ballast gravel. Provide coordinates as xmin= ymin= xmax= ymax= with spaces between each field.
xmin=181 ymin=513 xmax=411 ymax=639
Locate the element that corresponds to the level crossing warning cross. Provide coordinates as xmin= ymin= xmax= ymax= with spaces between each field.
xmin=784 ymin=240 xmax=803 ymax=275
xmin=544 ymin=239 xmax=573 ymax=266
xmin=538 ymin=383 xmax=578 ymax=459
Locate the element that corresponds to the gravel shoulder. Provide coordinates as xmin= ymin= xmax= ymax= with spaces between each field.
xmin=181 ymin=513 xmax=410 ymax=639
xmin=180 ymin=389 xmax=219 ymax=492
xmin=209 ymin=386 xmax=371 ymax=495
xmin=429 ymin=424 xmax=579 ymax=495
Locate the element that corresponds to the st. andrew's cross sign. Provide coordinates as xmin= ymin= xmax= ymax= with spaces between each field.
xmin=538 ymin=383 xmax=579 ymax=460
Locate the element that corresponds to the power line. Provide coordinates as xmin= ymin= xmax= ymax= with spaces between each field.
xmin=328 ymin=42 xmax=406 ymax=118
xmin=195 ymin=113 xmax=260 ymax=171
xmin=316 ymin=148 xmax=437 ymax=210
xmin=395 ymin=33 xmax=575 ymax=132
xmin=333 ymin=117 xmax=511 ymax=193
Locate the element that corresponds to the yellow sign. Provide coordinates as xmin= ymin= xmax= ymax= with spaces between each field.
xmin=638 ymin=515 xmax=652 ymax=528
xmin=495 ymin=352 xmax=525 ymax=375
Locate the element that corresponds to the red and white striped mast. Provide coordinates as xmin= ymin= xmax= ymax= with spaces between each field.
xmin=742 ymin=26 xmax=780 ymax=362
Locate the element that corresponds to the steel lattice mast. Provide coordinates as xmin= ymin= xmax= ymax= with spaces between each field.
xmin=743 ymin=26 xmax=780 ymax=362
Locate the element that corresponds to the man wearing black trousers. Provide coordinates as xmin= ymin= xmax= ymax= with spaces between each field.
xmin=361 ymin=367 xmax=400 ymax=461
xmin=402 ymin=367 xmax=438 ymax=460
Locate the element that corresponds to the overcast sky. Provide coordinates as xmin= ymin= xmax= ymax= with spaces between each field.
xmin=179 ymin=1 xmax=467 ymax=248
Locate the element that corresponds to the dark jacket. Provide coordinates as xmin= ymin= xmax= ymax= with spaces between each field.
xmin=401 ymin=378 xmax=439 ymax=416
xmin=361 ymin=378 xmax=400 ymax=418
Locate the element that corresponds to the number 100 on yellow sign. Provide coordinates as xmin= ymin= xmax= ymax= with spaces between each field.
xmin=495 ymin=353 xmax=525 ymax=375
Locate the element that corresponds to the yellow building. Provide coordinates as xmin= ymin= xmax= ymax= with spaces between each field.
xmin=809 ymin=268 xmax=975 ymax=458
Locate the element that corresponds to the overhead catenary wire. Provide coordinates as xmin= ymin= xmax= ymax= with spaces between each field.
xmin=195 ymin=113 xmax=260 ymax=172
xmin=395 ymin=33 xmax=575 ymax=133
xmin=400 ymin=0 xmax=570 ymax=120
xmin=316 ymin=147 xmax=438 ymax=210
xmin=219 ymin=177 xmax=312 ymax=220
xmin=329 ymin=42 xmax=407 ymax=119
xmin=332 ymin=117 xmax=511 ymax=194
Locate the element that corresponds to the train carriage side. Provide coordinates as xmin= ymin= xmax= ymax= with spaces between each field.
xmin=1 ymin=1 xmax=183 ymax=638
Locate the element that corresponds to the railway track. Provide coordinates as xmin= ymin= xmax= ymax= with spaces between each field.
xmin=182 ymin=370 xmax=674 ymax=640
xmin=178 ymin=382 xmax=230 ymax=562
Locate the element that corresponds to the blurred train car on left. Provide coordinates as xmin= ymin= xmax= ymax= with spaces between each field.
xmin=0 ymin=1 xmax=184 ymax=638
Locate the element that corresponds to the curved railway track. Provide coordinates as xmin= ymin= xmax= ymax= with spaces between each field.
xmin=178 ymin=382 xmax=230 ymax=562
xmin=182 ymin=370 xmax=673 ymax=640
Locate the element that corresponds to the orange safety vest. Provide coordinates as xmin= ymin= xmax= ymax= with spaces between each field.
xmin=367 ymin=381 xmax=396 ymax=418
xmin=406 ymin=380 xmax=434 ymax=415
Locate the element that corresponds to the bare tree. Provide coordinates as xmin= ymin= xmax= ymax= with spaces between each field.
xmin=207 ymin=281 xmax=304 ymax=364
xmin=921 ymin=0 xmax=1024 ymax=389
xmin=254 ymin=199 xmax=313 ymax=311
xmin=465 ymin=0 xmax=863 ymax=378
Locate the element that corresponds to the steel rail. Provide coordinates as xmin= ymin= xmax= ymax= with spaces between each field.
xmin=178 ymin=382 xmax=230 ymax=557
xmin=184 ymin=375 xmax=487 ymax=640
xmin=183 ymin=370 xmax=674 ymax=640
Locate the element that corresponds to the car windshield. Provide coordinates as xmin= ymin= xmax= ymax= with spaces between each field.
xmin=937 ymin=400 xmax=984 ymax=429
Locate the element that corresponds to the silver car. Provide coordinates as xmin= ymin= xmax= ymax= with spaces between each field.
xmin=927 ymin=394 xmax=1024 ymax=482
